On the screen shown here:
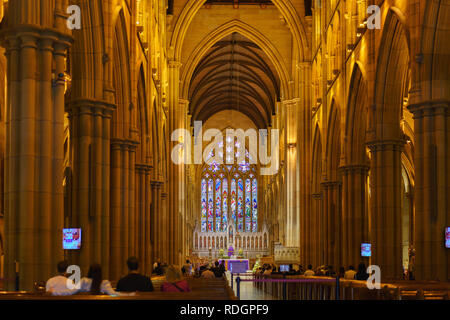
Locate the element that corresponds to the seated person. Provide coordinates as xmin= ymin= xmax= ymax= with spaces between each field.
xmin=46 ymin=260 xmax=71 ymax=296
xmin=201 ymin=265 xmax=216 ymax=279
xmin=212 ymin=261 xmax=225 ymax=278
xmin=304 ymin=265 xmax=315 ymax=277
xmin=79 ymin=263 xmax=134 ymax=296
xmin=344 ymin=266 xmax=357 ymax=279
xmin=263 ymin=266 xmax=272 ymax=275
xmin=161 ymin=265 xmax=191 ymax=292
xmin=116 ymin=257 xmax=154 ymax=292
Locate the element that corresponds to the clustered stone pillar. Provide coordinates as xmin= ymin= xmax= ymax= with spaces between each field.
xmin=340 ymin=165 xmax=370 ymax=269
xmin=1 ymin=23 xmax=72 ymax=289
xmin=151 ymin=181 xmax=164 ymax=265
xmin=167 ymin=60 xmax=182 ymax=265
xmin=408 ymin=101 xmax=449 ymax=281
xmin=66 ymin=99 xmax=115 ymax=276
xmin=110 ymin=139 xmax=138 ymax=279
xmin=368 ymin=140 xmax=404 ymax=279
xmin=135 ymin=164 xmax=152 ymax=275
xmin=320 ymin=181 xmax=342 ymax=269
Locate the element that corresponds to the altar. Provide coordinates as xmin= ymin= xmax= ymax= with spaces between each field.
xmin=219 ymin=259 xmax=250 ymax=273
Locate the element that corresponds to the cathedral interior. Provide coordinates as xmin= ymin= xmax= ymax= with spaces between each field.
xmin=0 ymin=0 xmax=448 ymax=294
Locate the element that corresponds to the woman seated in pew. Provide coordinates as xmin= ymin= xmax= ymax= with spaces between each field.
xmin=78 ymin=263 xmax=135 ymax=296
xmin=161 ymin=265 xmax=191 ymax=292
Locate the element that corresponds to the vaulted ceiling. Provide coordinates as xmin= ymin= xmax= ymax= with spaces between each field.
xmin=189 ymin=33 xmax=280 ymax=129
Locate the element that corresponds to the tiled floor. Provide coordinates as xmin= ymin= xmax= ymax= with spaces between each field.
xmin=226 ymin=272 xmax=275 ymax=300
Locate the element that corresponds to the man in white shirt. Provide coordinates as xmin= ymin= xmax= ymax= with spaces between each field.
xmin=304 ymin=265 xmax=315 ymax=277
xmin=344 ymin=266 xmax=357 ymax=280
xmin=46 ymin=261 xmax=73 ymax=295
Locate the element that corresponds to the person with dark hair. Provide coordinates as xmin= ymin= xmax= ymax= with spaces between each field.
xmin=355 ymin=263 xmax=369 ymax=280
xmin=304 ymin=264 xmax=315 ymax=277
xmin=212 ymin=261 xmax=225 ymax=278
xmin=46 ymin=260 xmax=71 ymax=295
xmin=116 ymin=257 xmax=154 ymax=292
xmin=79 ymin=263 xmax=133 ymax=296
xmin=344 ymin=265 xmax=357 ymax=279
xmin=338 ymin=267 xmax=346 ymax=278
xmin=325 ymin=265 xmax=336 ymax=277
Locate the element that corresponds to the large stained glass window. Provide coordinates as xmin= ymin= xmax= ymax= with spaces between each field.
xmin=200 ymin=140 xmax=258 ymax=233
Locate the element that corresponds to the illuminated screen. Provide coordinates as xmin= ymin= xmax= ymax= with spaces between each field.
xmin=63 ymin=228 xmax=81 ymax=250
xmin=279 ymin=265 xmax=289 ymax=272
xmin=361 ymin=243 xmax=371 ymax=257
xmin=446 ymin=227 xmax=450 ymax=249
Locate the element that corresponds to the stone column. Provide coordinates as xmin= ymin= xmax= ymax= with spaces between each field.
xmin=320 ymin=181 xmax=341 ymax=269
xmin=1 ymin=22 xmax=72 ymax=289
xmin=408 ymin=101 xmax=449 ymax=281
xmin=340 ymin=165 xmax=370 ymax=269
xmin=283 ymin=99 xmax=299 ymax=248
xmin=167 ymin=60 xmax=182 ymax=265
xmin=135 ymin=164 xmax=152 ymax=274
xmin=67 ymin=99 xmax=115 ymax=276
xmin=109 ymin=139 xmax=138 ymax=279
xmin=367 ymin=140 xmax=404 ymax=279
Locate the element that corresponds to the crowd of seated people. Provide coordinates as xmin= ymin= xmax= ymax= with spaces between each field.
xmin=192 ymin=260 xmax=226 ymax=279
xmin=45 ymin=256 xmax=198 ymax=296
xmin=253 ymin=263 xmax=369 ymax=280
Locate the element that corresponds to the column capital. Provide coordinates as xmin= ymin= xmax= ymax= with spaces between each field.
xmin=135 ymin=163 xmax=153 ymax=173
xmin=111 ymin=138 xmax=139 ymax=151
xmin=339 ymin=164 xmax=370 ymax=174
xmin=366 ymin=139 xmax=405 ymax=152
xmin=320 ymin=180 xmax=341 ymax=189
xmin=66 ymin=98 xmax=117 ymax=117
xmin=0 ymin=25 xmax=73 ymax=50
xmin=168 ymin=60 xmax=182 ymax=68
xmin=407 ymin=99 xmax=450 ymax=118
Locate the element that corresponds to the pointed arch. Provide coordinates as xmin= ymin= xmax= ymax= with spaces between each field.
xmin=171 ymin=0 xmax=309 ymax=63
xmin=325 ymin=99 xmax=341 ymax=181
xmin=345 ymin=63 xmax=369 ymax=165
xmin=373 ymin=8 xmax=410 ymax=141
xmin=136 ymin=64 xmax=149 ymax=163
xmin=180 ymin=20 xmax=290 ymax=101
xmin=112 ymin=9 xmax=132 ymax=139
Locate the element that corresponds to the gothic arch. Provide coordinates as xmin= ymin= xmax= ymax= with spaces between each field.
xmin=112 ymin=9 xmax=132 ymax=138
xmin=325 ymin=99 xmax=341 ymax=181
xmin=171 ymin=0 xmax=309 ymax=63
xmin=373 ymin=8 xmax=411 ymax=141
xmin=180 ymin=20 xmax=290 ymax=102
xmin=345 ymin=63 xmax=369 ymax=165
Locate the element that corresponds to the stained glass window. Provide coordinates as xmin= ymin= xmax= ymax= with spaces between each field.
xmin=237 ymin=179 xmax=244 ymax=232
xmin=200 ymin=139 xmax=258 ymax=233
xmin=245 ymin=179 xmax=251 ymax=232
xmin=215 ymin=179 xmax=221 ymax=231
xmin=231 ymin=179 xmax=236 ymax=224
xmin=208 ymin=179 xmax=213 ymax=232
xmin=201 ymin=179 xmax=207 ymax=232
xmin=222 ymin=179 xmax=228 ymax=231
xmin=252 ymin=178 xmax=257 ymax=232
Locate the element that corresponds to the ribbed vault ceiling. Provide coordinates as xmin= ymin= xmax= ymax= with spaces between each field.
xmin=189 ymin=33 xmax=280 ymax=129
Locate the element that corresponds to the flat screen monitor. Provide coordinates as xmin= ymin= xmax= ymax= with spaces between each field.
xmin=279 ymin=265 xmax=290 ymax=272
xmin=361 ymin=243 xmax=371 ymax=257
xmin=446 ymin=227 xmax=450 ymax=249
xmin=63 ymin=228 xmax=81 ymax=250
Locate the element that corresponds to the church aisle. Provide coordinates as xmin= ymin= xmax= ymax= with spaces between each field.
xmin=226 ymin=272 xmax=275 ymax=300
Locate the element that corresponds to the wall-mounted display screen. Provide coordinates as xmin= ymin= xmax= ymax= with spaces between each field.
xmin=445 ymin=227 xmax=450 ymax=249
xmin=279 ymin=265 xmax=290 ymax=272
xmin=361 ymin=243 xmax=371 ymax=257
xmin=63 ymin=228 xmax=81 ymax=250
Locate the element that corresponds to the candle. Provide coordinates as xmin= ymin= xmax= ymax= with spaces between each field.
xmin=15 ymin=261 xmax=19 ymax=273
